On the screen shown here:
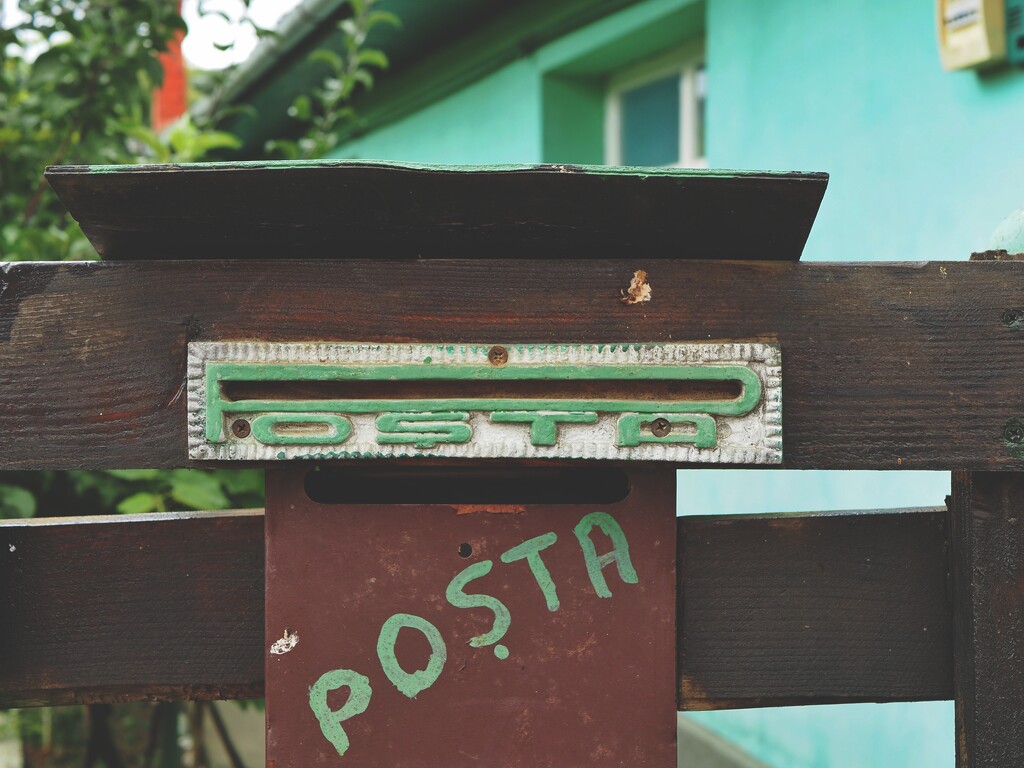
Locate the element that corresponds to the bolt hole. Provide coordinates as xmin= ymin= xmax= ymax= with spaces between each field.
xmin=487 ymin=346 xmax=509 ymax=367
xmin=457 ymin=542 xmax=473 ymax=558
xmin=650 ymin=418 xmax=672 ymax=438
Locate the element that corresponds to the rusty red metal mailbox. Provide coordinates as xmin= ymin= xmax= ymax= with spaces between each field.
xmin=265 ymin=464 xmax=677 ymax=767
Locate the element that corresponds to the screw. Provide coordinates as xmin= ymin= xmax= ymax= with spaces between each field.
xmin=1002 ymin=309 xmax=1023 ymax=328
xmin=231 ymin=419 xmax=251 ymax=439
xmin=651 ymin=418 xmax=672 ymax=438
xmin=488 ymin=345 xmax=509 ymax=367
xmin=1004 ymin=419 xmax=1024 ymax=444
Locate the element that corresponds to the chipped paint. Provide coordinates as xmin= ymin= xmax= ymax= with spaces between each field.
xmin=620 ymin=269 xmax=652 ymax=305
xmin=270 ymin=628 xmax=299 ymax=655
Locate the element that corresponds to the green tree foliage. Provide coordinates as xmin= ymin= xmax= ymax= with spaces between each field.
xmin=0 ymin=0 xmax=208 ymax=260
xmin=266 ymin=0 xmax=397 ymax=159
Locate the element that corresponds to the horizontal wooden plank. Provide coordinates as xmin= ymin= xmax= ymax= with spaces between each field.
xmin=0 ymin=511 xmax=264 ymax=707
xmin=679 ymin=507 xmax=953 ymax=710
xmin=0 ymin=259 xmax=1020 ymax=469
xmin=0 ymin=507 xmax=952 ymax=709
xmin=46 ymin=162 xmax=826 ymax=261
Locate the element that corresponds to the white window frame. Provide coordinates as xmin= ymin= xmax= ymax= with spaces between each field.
xmin=604 ymin=43 xmax=707 ymax=168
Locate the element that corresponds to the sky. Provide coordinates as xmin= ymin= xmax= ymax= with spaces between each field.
xmin=181 ymin=0 xmax=303 ymax=70
xmin=1 ymin=0 xmax=302 ymax=69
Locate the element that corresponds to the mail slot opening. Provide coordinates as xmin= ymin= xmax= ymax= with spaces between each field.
xmin=223 ymin=378 xmax=745 ymax=402
xmin=304 ymin=466 xmax=631 ymax=504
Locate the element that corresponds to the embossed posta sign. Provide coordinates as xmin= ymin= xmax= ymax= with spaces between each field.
xmin=187 ymin=342 xmax=781 ymax=462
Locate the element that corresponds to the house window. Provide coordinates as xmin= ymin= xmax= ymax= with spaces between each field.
xmin=605 ymin=48 xmax=706 ymax=168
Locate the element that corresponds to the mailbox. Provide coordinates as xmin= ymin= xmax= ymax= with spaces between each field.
xmin=48 ymin=160 xmax=828 ymax=767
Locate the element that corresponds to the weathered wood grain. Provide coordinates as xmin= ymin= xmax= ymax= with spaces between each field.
xmin=680 ymin=507 xmax=953 ymax=710
xmin=0 ymin=259 xmax=1020 ymax=469
xmin=0 ymin=511 xmax=264 ymax=708
xmin=0 ymin=507 xmax=953 ymax=709
xmin=46 ymin=163 xmax=826 ymax=261
xmin=950 ymin=472 xmax=1024 ymax=768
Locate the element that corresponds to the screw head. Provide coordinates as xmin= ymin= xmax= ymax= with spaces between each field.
xmin=1005 ymin=419 xmax=1024 ymax=444
xmin=1003 ymin=309 xmax=1023 ymax=327
xmin=651 ymin=418 xmax=672 ymax=438
xmin=487 ymin=345 xmax=509 ymax=367
xmin=231 ymin=419 xmax=251 ymax=439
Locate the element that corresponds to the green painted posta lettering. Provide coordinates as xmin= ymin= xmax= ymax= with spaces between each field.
xmin=376 ymin=613 xmax=447 ymax=699
xmin=489 ymin=411 xmax=598 ymax=446
xmin=617 ymin=413 xmax=717 ymax=448
xmin=308 ymin=668 xmax=373 ymax=758
xmin=445 ymin=560 xmax=512 ymax=658
xmin=574 ymin=512 xmax=639 ymax=598
xmin=250 ymin=413 xmax=352 ymax=445
xmin=375 ymin=412 xmax=472 ymax=449
xmin=500 ymin=532 xmax=560 ymax=611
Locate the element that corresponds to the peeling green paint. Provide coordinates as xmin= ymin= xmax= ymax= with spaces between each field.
xmin=251 ymin=412 xmax=352 ymax=445
xmin=574 ymin=512 xmax=638 ymax=598
xmin=308 ymin=668 xmax=373 ymax=758
xmin=203 ymin=360 xmax=762 ymax=443
xmin=375 ymin=412 xmax=472 ymax=449
xmin=490 ymin=411 xmax=598 ymax=446
xmin=617 ymin=413 xmax=718 ymax=448
xmin=445 ymin=560 xmax=513 ymax=656
xmin=376 ymin=613 xmax=447 ymax=698
xmin=500 ymin=532 xmax=560 ymax=611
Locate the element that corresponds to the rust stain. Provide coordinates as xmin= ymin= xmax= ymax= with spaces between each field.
xmin=765 ymin=516 xmax=807 ymax=532
xmin=455 ymin=504 xmax=526 ymax=515
xmin=679 ymin=673 xmax=711 ymax=707
xmin=620 ymin=269 xmax=652 ymax=305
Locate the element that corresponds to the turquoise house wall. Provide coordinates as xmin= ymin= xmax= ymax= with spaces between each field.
xmin=333 ymin=60 xmax=541 ymax=164
xmin=325 ymin=0 xmax=1024 ymax=764
xmin=708 ymin=0 xmax=1024 ymax=261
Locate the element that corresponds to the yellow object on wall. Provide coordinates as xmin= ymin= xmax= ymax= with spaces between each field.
xmin=937 ymin=0 xmax=1007 ymax=69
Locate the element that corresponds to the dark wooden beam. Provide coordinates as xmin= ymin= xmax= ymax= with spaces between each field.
xmin=680 ymin=507 xmax=953 ymax=710
xmin=46 ymin=163 xmax=826 ymax=261
xmin=0 ymin=511 xmax=264 ymax=708
xmin=950 ymin=472 xmax=1024 ymax=767
xmin=0 ymin=507 xmax=953 ymax=709
xmin=0 ymin=259 xmax=1021 ymax=470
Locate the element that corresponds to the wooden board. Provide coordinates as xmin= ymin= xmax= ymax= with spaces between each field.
xmin=0 ymin=259 xmax=1021 ymax=469
xmin=0 ymin=506 xmax=952 ymax=709
xmin=681 ymin=507 xmax=953 ymax=709
xmin=45 ymin=161 xmax=827 ymax=261
xmin=950 ymin=472 xmax=1024 ymax=768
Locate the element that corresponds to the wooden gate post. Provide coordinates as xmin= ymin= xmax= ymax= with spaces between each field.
xmin=951 ymin=471 xmax=1024 ymax=767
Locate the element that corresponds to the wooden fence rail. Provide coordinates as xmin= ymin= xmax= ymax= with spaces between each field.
xmin=0 ymin=505 xmax=951 ymax=710
xmin=0 ymin=260 xmax=1021 ymax=470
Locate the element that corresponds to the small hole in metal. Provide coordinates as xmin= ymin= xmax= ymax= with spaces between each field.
xmin=458 ymin=543 xmax=473 ymax=558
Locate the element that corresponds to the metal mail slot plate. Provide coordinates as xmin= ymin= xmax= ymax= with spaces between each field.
xmin=187 ymin=341 xmax=782 ymax=462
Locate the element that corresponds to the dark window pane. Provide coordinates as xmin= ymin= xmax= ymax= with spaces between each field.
xmin=620 ymin=73 xmax=680 ymax=166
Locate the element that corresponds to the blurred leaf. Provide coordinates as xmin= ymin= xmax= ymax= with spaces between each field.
xmin=105 ymin=469 xmax=162 ymax=481
xmin=215 ymin=469 xmax=264 ymax=496
xmin=357 ymin=49 xmax=388 ymax=69
xmin=169 ymin=470 xmax=230 ymax=510
xmin=366 ymin=10 xmax=401 ymax=29
xmin=308 ymin=49 xmax=343 ymax=72
xmin=0 ymin=484 xmax=36 ymax=518
xmin=117 ymin=492 xmax=162 ymax=515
